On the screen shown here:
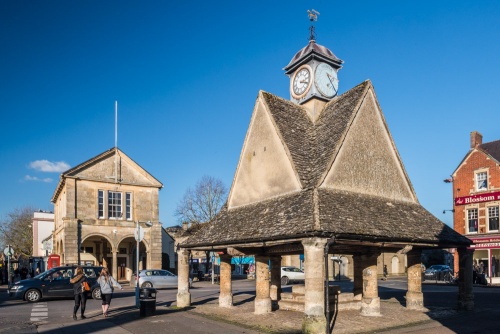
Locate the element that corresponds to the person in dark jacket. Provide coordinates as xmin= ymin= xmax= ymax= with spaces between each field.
xmin=70 ymin=266 xmax=88 ymax=320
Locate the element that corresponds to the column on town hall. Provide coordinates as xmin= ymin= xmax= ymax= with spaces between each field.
xmin=352 ymin=254 xmax=363 ymax=300
xmin=176 ymin=248 xmax=191 ymax=307
xmin=112 ymin=250 xmax=118 ymax=279
xmin=457 ymin=247 xmax=474 ymax=310
xmin=254 ymin=255 xmax=272 ymax=314
xmin=406 ymin=249 xmax=424 ymax=310
xmin=360 ymin=251 xmax=381 ymax=316
xmin=302 ymin=238 xmax=328 ymax=334
xmin=270 ymin=256 xmax=281 ymax=304
xmin=219 ymin=254 xmax=233 ymax=308
xmin=94 ymin=241 xmax=102 ymax=265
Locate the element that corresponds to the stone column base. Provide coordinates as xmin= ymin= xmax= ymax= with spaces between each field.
xmin=457 ymin=297 xmax=474 ymax=311
xmin=361 ymin=297 xmax=381 ymax=316
xmin=176 ymin=291 xmax=191 ymax=308
xmin=254 ymin=297 xmax=272 ymax=314
xmin=302 ymin=314 xmax=327 ymax=334
xmin=406 ymin=291 xmax=424 ymax=310
xmin=219 ymin=293 xmax=233 ymax=308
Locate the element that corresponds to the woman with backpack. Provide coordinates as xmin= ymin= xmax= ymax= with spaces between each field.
xmin=70 ymin=266 xmax=89 ymax=320
xmin=97 ymin=267 xmax=123 ymax=317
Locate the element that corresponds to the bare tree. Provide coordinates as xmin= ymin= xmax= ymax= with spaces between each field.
xmin=0 ymin=206 xmax=34 ymax=257
xmin=175 ymin=175 xmax=227 ymax=224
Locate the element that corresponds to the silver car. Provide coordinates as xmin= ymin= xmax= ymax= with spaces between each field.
xmin=137 ymin=269 xmax=191 ymax=289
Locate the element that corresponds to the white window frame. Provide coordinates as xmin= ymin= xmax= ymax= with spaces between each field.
xmin=108 ymin=191 xmax=122 ymax=219
xmin=475 ymin=171 xmax=488 ymax=192
xmin=125 ymin=192 xmax=132 ymax=220
xmin=467 ymin=208 xmax=478 ymax=234
xmin=98 ymin=190 xmax=105 ymax=219
xmin=488 ymin=205 xmax=499 ymax=232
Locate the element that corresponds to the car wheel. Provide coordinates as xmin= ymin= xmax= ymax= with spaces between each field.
xmin=25 ymin=289 xmax=41 ymax=302
xmin=281 ymin=276 xmax=289 ymax=285
xmin=141 ymin=281 xmax=153 ymax=288
xmin=92 ymin=288 xmax=101 ymax=300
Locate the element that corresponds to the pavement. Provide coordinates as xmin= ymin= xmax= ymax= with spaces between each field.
xmin=2 ymin=279 xmax=500 ymax=334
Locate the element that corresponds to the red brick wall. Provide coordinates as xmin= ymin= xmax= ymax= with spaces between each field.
xmin=452 ymin=149 xmax=500 ymax=271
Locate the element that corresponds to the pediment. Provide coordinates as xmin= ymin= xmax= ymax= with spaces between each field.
xmin=321 ymin=88 xmax=416 ymax=202
xmin=228 ymin=93 xmax=302 ymax=209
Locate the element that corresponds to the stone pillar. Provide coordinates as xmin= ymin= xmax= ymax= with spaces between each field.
xmin=219 ymin=254 xmax=233 ymax=308
xmin=406 ymin=249 xmax=424 ymax=310
xmin=94 ymin=241 xmax=102 ymax=265
xmin=176 ymin=248 xmax=191 ymax=307
xmin=360 ymin=252 xmax=380 ymax=316
xmin=254 ymin=255 xmax=272 ymax=314
xmin=352 ymin=254 xmax=363 ymax=300
xmin=302 ymin=238 xmax=328 ymax=334
xmin=457 ymin=247 xmax=474 ymax=310
xmin=270 ymin=256 xmax=281 ymax=304
xmin=112 ymin=250 xmax=118 ymax=279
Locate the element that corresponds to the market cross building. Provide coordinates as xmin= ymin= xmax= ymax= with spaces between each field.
xmin=177 ymin=31 xmax=473 ymax=334
xmin=51 ymin=147 xmax=163 ymax=281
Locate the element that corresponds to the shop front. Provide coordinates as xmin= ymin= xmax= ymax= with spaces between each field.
xmin=469 ymin=236 xmax=500 ymax=282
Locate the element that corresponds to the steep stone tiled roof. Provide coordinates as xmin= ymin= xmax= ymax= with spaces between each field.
xmin=181 ymin=82 xmax=471 ymax=249
xmin=318 ymin=188 xmax=470 ymax=245
xmin=480 ymin=140 xmax=500 ymax=164
xmin=260 ymin=92 xmax=314 ymax=188
xmin=184 ymin=190 xmax=315 ymax=246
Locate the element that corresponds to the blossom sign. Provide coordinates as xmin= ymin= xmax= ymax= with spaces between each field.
xmin=455 ymin=191 xmax=500 ymax=206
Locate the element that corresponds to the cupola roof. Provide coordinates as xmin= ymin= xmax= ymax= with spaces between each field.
xmin=284 ymin=40 xmax=343 ymax=74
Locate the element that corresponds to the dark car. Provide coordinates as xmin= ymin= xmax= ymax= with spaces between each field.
xmin=423 ymin=265 xmax=452 ymax=281
xmin=8 ymin=265 xmax=103 ymax=302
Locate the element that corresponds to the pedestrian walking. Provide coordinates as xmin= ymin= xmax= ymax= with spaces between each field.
xmin=97 ymin=267 xmax=123 ymax=317
xmin=70 ymin=266 xmax=89 ymax=320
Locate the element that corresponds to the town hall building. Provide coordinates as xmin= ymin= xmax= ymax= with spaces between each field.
xmin=51 ymin=147 xmax=163 ymax=281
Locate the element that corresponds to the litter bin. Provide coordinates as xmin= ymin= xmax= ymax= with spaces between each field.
xmin=139 ymin=287 xmax=156 ymax=317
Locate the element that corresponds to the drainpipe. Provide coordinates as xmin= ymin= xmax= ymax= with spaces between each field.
xmin=324 ymin=237 xmax=336 ymax=334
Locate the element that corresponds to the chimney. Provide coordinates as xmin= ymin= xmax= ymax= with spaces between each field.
xmin=182 ymin=222 xmax=189 ymax=230
xmin=470 ymin=131 xmax=483 ymax=149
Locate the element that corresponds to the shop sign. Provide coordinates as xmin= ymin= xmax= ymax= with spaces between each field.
xmin=455 ymin=191 xmax=500 ymax=206
xmin=470 ymin=242 xmax=500 ymax=249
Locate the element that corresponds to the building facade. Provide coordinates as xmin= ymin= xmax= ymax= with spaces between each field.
xmin=51 ymin=147 xmax=163 ymax=281
xmin=32 ymin=211 xmax=55 ymax=257
xmin=452 ymin=131 xmax=500 ymax=279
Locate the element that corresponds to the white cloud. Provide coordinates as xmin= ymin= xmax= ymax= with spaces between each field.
xmin=24 ymin=175 xmax=53 ymax=183
xmin=29 ymin=160 xmax=70 ymax=173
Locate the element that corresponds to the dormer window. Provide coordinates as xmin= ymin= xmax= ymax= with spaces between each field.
xmin=476 ymin=171 xmax=488 ymax=191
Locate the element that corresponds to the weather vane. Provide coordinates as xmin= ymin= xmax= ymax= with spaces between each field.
xmin=307 ymin=9 xmax=320 ymax=41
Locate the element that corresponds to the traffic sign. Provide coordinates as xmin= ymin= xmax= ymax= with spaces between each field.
xmin=134 ymin=226 xmax=144 ymax=241
xmin=3 ymin=245 xmax=14 ymax=257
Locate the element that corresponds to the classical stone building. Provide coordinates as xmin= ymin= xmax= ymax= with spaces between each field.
xmin=176 ymin=29 xmax=474 ymax=334
xmin=450 ymin=131 xmax=500 ymax=282
xmin=51 ymin=147 xmax=163 ymax=281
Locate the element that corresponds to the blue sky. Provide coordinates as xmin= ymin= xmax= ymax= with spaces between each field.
xmin=1 ymin=1 xmax=499 ymax=228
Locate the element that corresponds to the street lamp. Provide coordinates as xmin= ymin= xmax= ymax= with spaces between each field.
xmin=135 ymin=220 xmax=153 ymax=307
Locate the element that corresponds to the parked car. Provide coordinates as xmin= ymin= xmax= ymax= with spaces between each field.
xmin=281 ymin=266 xmax=305 ymax=285
xmin=423 ymin=265 xmax=452 ymax=281
xmin=8 ymin=265 xmax=103 ymax=302
xmin=136 ymin=269 xmax=192 ymax=289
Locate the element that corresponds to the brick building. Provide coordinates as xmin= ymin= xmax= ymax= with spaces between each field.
xmin=51 ymin=147 xmax=163 ymax=281
xmin=451 ymin=131 xmax=500 ymax=279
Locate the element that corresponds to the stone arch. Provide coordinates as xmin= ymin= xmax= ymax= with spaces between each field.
xmin=80 ymin=233 xmax=115 ymax=268
xmin=114 ymin=235 xmax=150 ymax=281
xmin=340 ymin=256 xmax=349 ymax=278
xmin=391 ymin=256 xmax=400 ymax=274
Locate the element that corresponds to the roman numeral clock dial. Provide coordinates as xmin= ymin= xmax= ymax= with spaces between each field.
xmin=291 ymin=65 xmax=312 ymax=99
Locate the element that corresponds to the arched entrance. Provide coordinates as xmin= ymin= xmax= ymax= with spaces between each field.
xmin=392 ymin=256 xmax=400 ymax=275
xmin=80 ymin=235 xmax=113 ymax=268
xmin=117 ymin=236 xmax=149 ymax=282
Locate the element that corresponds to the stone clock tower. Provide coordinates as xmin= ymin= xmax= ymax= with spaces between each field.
xmin=284 ymin=11 xmax=343 ymax=118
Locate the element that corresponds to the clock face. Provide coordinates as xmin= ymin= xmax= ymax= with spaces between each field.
xmin=315 ymin=63 xmax=338 ymax=98
xmin=291 ymin=65 xmax=312 ymax=98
